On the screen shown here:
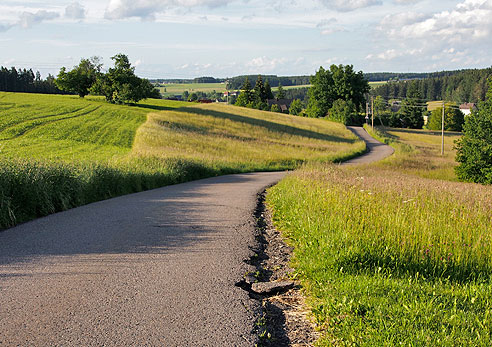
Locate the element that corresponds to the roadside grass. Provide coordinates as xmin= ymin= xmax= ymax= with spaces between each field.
xmin=366 ymin=125 xmax=461 ymax=181
xmin=0 ymin=92 xmax=364 ymax=229
xmin=266 ymin=127 xmax=492 ymax=345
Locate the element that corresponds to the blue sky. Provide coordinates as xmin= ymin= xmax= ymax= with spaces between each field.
xmin=1 ymin=0 xmax=491 ymax=78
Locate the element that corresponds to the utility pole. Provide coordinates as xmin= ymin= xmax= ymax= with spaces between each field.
xmin=441 ymin=100 xmax=445 ymax=156
xmin=371 ymin=96 xmax=374 ymax=130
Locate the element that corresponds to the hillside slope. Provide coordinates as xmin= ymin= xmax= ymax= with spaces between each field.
xmin=0 ymin=92 xmax=365 ymax=229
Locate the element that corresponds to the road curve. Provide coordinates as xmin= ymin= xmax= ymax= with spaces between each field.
xmin=344 ymin=126 xmax=394 ymax=165
xmin=0 ymin=128 xmax=392 ymax=346
xmin=0 ymin=172 xmax=285 ymax=346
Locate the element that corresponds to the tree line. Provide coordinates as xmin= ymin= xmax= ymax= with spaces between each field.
xmin=227 ymin=75 xmax=310 ymax=90
xmin=371 ymin=67 xmax=492 ymax=103
xmin=0 ymin=67 xmax=63 ymax=94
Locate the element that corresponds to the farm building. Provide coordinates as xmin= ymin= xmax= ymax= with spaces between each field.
xmin=267 ymin=99 xmax=293 ymax=113
xmin=459 ymin=103 xmax=477 ymax=116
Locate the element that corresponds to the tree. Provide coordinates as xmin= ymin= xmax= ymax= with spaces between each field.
xmin=306 ymin=64 xmax=369 ymax=118
xmin=254 ymin=75 xmax=268 ymax=102
xmin=289 ymin=99 xmax=304 ymax=115
xmin=91 ymin=53 xmax=158 ymax=104
xmin=398 ymin=83 xmax=424 ymax=129
xmin=235 ymin=77 xmax=255 ymax=107
xmin=55 ymin=56 xmax=102 ymax=97
xmin=427 ymin=106 xmax=464 ymax=131
xmin=328 ymin=99 xmax=357 ymax=125
xmin=276 ymin=84 xmax=286 ymax=99
xmin=455 ymin=78 xmax=492 ymax=184
xmin=264 ymin=80 xmax=274 ymax=100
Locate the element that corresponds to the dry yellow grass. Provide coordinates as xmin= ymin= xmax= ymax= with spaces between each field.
xmin=133 ymin=103 xmax=365 ymax=170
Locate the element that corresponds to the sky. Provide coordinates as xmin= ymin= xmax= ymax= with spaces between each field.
xmin=0 ymin=0 xmax=491 ymax=79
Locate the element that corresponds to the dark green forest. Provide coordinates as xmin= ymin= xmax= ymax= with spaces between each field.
xmin=226 ymin=75 xmax=311 ymax=89
xmin=370 ymin=67 xmax=492 ymax=103
xmin=0 ymin=67 xmax=63 ymax=94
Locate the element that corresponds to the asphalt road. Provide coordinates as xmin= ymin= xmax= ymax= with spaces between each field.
xmin=344 ymin=126 xmax=394 ymax=165
xmin=0 ymin=127 xmax=393 ymax=346
xmin=0 ymin=172 xmax=286 ymax=346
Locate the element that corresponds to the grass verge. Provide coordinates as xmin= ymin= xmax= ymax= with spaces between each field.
xmin=266 ymin=128 xmax=492 ymax=345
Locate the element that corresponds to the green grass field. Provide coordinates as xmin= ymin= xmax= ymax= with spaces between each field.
xmin=0 ymin=91 xmax=364 ymax=229
xmin=156 ymin=83 xmax=226 ymax=97
xmin=156 ymin=80 xmax=384 ymax=97
xmin=367 ymin=126 xmax=462 ymax=181
xmin=266 ymin=127 xmax=492 ymax=345
xmin=368 ymin=81 xmax=388 ymax=88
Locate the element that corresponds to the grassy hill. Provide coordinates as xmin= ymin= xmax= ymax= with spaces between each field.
xmin=267 ymin=127 xmax=492 ymax=345
xmin=0 ymin=92 xmax=364 ymax=229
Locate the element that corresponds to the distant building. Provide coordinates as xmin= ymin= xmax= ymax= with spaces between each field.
xmin=390 ymin=100 xmax=401 ymax=112
xmin=267 ymin=99 xmax=293 ymax=113
xmin=459 ymin=103 xmax=477 ymax=116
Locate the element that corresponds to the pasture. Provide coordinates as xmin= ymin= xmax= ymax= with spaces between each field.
xmin=267 ymin=127 xmax=492 ymax=345
xmin=156 ymin=83 xmax=226 ymax=97
xmin=0 ymin=91 xmax=364 ymax=229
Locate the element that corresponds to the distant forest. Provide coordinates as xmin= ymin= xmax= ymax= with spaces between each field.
xmin=0 ymin=66 xmax=63 ymax=94
xmin=226 ymin=75 xmax=311 ymax=90
xmin=370 ymin=67 xmax=492 ymax=103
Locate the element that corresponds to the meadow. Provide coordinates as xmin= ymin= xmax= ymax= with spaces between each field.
xmin=266 ymin=127 xmax=492 ymax=345
xmin=156 ymin=80 xmax=383 ymax=98
xmin=0 ymin=92 xmax=364 ymax=229
xmin=156 ymin=82 xmax=226 ymax=97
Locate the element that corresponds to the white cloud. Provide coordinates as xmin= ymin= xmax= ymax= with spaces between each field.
xmin=366 ymin=48 xmax=422 ymax=61
xmin=393 ymin=0 xmax=422 ymax=4
xmin=319 ymin=0 xmax=382 ymax=12
xmin=65 ymin=2 xmax=86 ymax=20
xmin=380 ymin=0 xmax=492 ymax=43
xmin=18 ymin=10 xmax=59 ymax=29
xmin=104 ymin=0 xmax=234 ymax=20
xmin=246 ymin=56 xmax=288 ymax=72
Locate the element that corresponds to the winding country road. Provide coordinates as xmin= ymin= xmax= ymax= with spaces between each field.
xmin=0 ymin=127 xmax=392 ymax=346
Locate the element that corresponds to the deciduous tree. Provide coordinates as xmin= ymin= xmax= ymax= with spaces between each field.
xmin=55 ymin=57 xmax=102 ymax=97
xmin=306 ymin=64 xmax=369 ymax=118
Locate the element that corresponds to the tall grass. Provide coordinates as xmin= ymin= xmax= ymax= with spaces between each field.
xmin=267 ymin=165 xmax=492 ymax=345
xmin=266 ymin=128 xmax=492 ymax=345
xmin=0 ymin=158 xmax=218 ymax=229
xmin=0 ymin=92 xmax=364 ymax=229
xmin=366 ymin=125 xmax=461 ymax=181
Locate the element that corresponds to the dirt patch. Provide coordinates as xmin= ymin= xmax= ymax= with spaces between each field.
xmin=240 ymin=191 xmax=319 ymax=346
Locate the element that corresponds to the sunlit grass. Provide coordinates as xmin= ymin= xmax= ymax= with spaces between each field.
xmin=0 ymin=91 xmax=364 ymax=229
xmin=366 ymin=125 xmax=461 ymax=181
xmin=133 ymin=103 xmax=364 ymax=170
xmin=266 ymin=126 xmax=492 ymax=345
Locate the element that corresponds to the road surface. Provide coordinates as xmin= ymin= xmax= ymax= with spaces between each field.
xmin=0 ymin=172 xmax=286 ymax=346
xmin=344 ymin=126 xmax=394 ymax=165
xmin=0 ymin=127 xmax=393 ymax=346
